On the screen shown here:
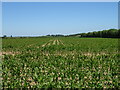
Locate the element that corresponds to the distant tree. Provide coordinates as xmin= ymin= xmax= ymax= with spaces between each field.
xmin=3 ymin=35 xmax=7 ymax=38
xmin=78 ymin=29 xmax=119 ymax=38
xmin=47 ymin=35 xmax=50 ymax=36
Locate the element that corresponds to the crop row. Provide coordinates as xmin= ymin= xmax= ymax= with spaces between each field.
xmin=2 ymin=37 xmax=119 ymax=88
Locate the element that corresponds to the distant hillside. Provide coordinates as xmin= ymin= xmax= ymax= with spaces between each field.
xmin=68 ymin=29 xmax=120 ymax=38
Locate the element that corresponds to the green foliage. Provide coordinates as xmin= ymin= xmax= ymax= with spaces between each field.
xmin=69 ymin=29 xmax=119 ymax=38
xmin=2 ymin=37 xmax=119 ymax=88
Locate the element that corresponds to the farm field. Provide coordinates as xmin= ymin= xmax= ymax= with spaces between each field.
xmin=2 ymin=37 xmax=119 ymax=88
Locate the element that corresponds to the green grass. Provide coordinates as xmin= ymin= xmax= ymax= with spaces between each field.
xmin=2 ymin=37 xmax=119 ymax=88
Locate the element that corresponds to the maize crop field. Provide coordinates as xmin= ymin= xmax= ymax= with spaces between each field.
xmin=2 ymin=37 xmax=119 ymax=88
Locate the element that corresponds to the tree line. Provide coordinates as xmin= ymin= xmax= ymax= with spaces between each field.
xmin=69 ymin=29 xmax=120 ymax=38
xmin=2 ymin=29 xmax=120 ymax=38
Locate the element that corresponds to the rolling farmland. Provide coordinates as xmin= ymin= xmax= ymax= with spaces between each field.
xmin=2 ymin=37 xmax=119 ymax=88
